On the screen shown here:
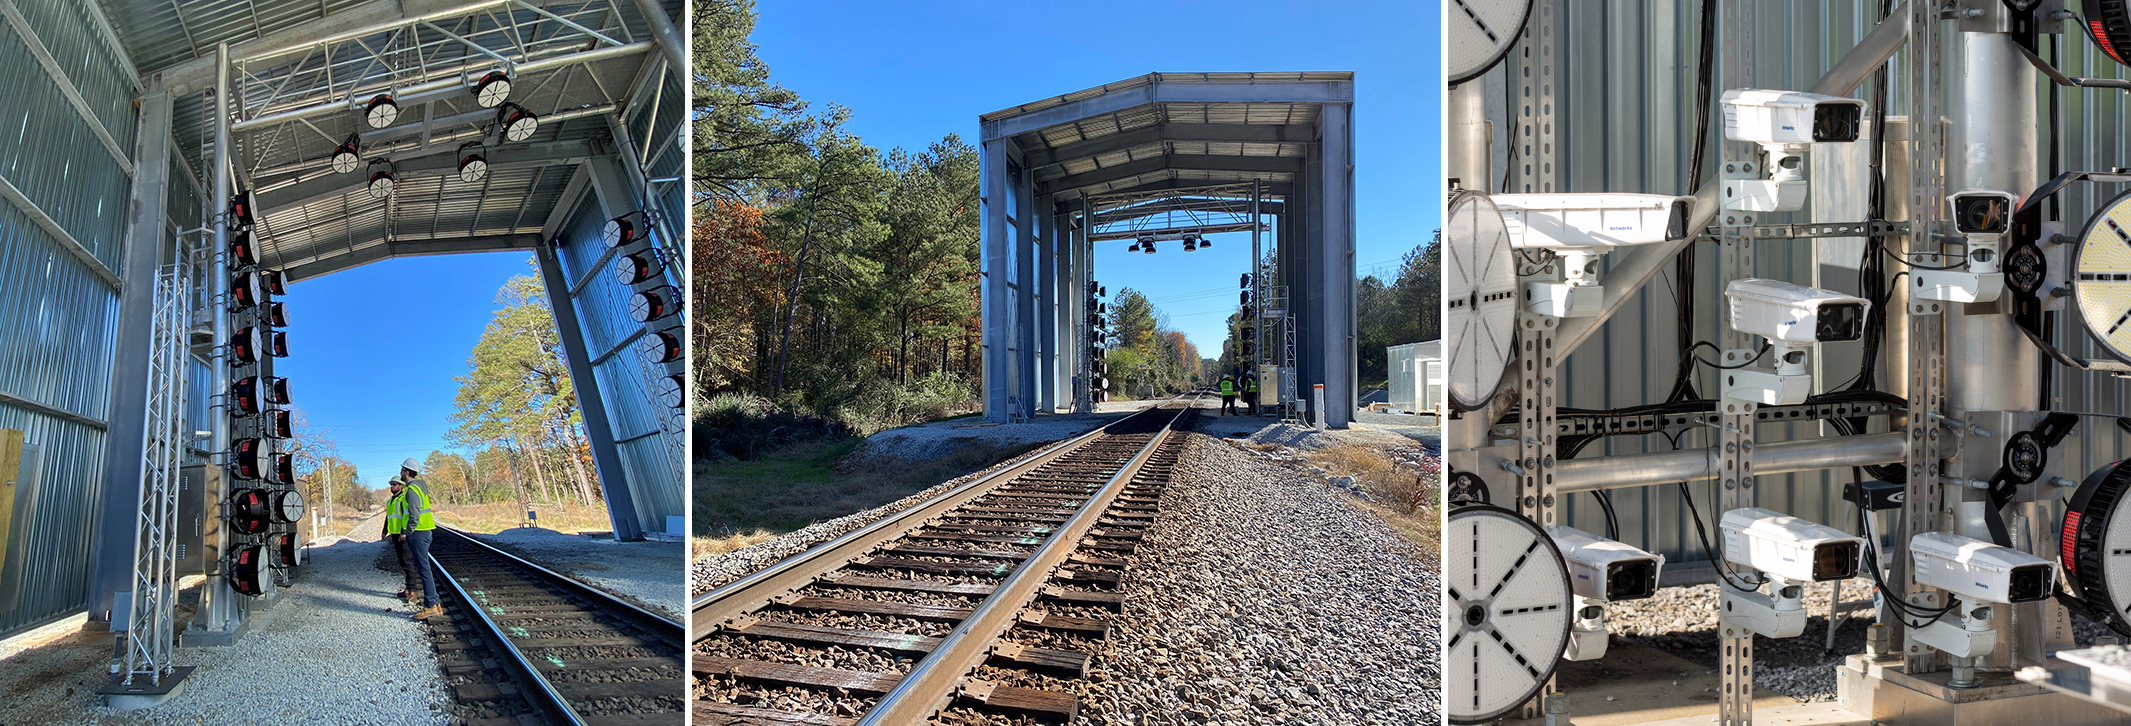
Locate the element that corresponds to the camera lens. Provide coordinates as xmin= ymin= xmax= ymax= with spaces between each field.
xmin=1816 ymin=302 xmax=1865 ymax=342
xmin=1956 ymin=196 xmax=2010 ymax=234
xmin=1812 ymin=104 xmax=1862 ymax=142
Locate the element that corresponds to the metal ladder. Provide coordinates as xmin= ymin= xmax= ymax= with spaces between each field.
xmin=122 ymin=263 xmax=193 ymax=686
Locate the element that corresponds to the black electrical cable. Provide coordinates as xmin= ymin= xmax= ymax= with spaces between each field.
xmin=1593 ymin=490 xmax=1621 ymax=541
xmin=1850 ymin=467 xmax=1963 ymax=628
xmin=1666 ymin=0 xmax=1720 ymax=405
xmin=1687 ymin=340 xmax=1772 ymax=370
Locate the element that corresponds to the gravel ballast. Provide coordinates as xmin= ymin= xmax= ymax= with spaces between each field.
xmin=465 ymin=527 xmax=685 ymax=619
xmin=0 ymin=513 xmax=452 ymax=726
xmin=1071 ymin=433 xmax=1440 ymax=726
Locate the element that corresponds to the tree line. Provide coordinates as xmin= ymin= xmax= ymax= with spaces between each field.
xmin=696 ymin=0 xmax=983 ymax=434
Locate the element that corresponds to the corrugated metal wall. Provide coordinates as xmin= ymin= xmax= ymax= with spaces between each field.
xmin=1500 ymin=1 xmax=2131 ymax=566
xmin=0 ymin=4 xmax=139 ymax=637
xmin=555 ymin=200 xmax=684 ymax=535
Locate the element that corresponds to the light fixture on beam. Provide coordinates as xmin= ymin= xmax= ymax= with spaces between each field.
xmin=261 ymin=270 xmax=287 ymax=296
xmin=367 ymin=160 xmax=395 ymax=199
xmin=228 ymin=545 xmax=267 ymax=596
xmin=472 ymin=70 xmax=512 ymax=108
xmin=229 ymin=228 xmax=258 ymax=269
xmin=614 ymin=250 xmax=660 ymax=284
xmin=497 ymin=102 xmax=539 ymax=142
xmin=636 ymin=329 xmax=682 ymax=363
xmin=268 ymin=532 xmax=299 ymax=568
xmin=230 ymin=439 xmax=266 ymax=480
xmin=229 ymin=190 xmax=254 ymax=229
xmin=331 ymin=134 xmax=361 ymax=174
xmin=263 ymin=408 xmax=292 ymax=438
xmin=602 ymin=212 xmax=645 ymax=248
xmin=655 ymin=373 xmax=685 ymax=408
xmin=231 ymin=272 xmax=264 ymax=309
xmin=457 ymin=142 xmax=488 ymax=184
xmin=265 ymin=301 xmax=288 ymax=328
xmin=363 ymin=94 xmax=399 ymax=129
xmin=230 ymin=327 xmax=264 ymax=364
xmin=628 ymin=287 xmax=680 ymax=323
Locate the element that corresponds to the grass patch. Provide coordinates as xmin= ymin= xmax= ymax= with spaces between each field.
xmin=1304 ymin=444 xmax=1441 ymax=559
xmin=694 ymin=435 xmax=1041 ymax=552
xmin=694 ymin=530 xmax=778 ymax=559
xmin=435 ymin=500 xmax=617 ymax=535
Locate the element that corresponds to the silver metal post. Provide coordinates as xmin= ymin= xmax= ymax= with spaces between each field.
xmin=1448 ymin=80 xmax=1490 ymax=193
xmin=202 ymin=42 xmax=235 ymax=634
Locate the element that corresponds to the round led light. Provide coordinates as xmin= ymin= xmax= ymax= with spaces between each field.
xmin=628 ymin=289 xmax=673 ymax=322
xmin=268 ymin=533 xmax=299 ymax=567
xmin=1445 ymin=190 xmax=1518 ymax=410
xmin=364 ymin=94 xmax=398 ymax=129
xmin=636 ymin=330 xmax=682 ymax=363
xmin=473 ymin=71 xmax=512 ymax=108
xmin=263 ymin=408 xmax=293 ymax=438
xmin=458 ymin=153 xmax=488 ymax=183
xmin=2069 ymin=190 xmax=2131 ymax=363
xmin=498 ymin=103 xmax=539 ymax=142
xmin=1447 ymin=504 xmax=1573 ymax=724
xmin=230 ymin=440 xmax=265 ymax=479
xmin=614 ymin=251 xmax=658 ymax=284
xmin=230 ymin=327 xmax=264 ymax=364
xmin=230 ymin=488 xmax=274 ymax=533
xmin=261 ymin=270 xmax=287 ymax=295
xmin=230 ymin=545 xmax=267 ymax=595
xmin=2085 ymin=1 xmax=2131 ymax=67
xmin=368 ymin=170 xmax=395 ymax=199
xmin=231 ymin=272 xmax=262 ymax=309
xmin=331 ymin=148 xmax=361 ymax=174
xmin=655 ymin=373 xmax=685 ymax=408
xmin=1448 ymin=0 xmax=1534 ymax=84
xmin=230 ymin=229 xmax=258 ymax=269
xmin=266 ymin=301 xmax=288 ymax=328
xmin=602 ymin=216 xmax=637 ymax=248
xmin=2063 ymin=459 xmax=2131 ymax=637
xmin=271 ymin=488 xmax=304 ymax=522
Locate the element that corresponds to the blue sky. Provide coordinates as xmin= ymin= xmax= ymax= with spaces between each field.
xmin=753 ymin=0 xmax=1442 ymax=354
xmin=276 ymin=252 xmax=536 ymax=488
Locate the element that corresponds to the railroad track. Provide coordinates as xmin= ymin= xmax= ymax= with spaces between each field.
xmin=426 ymin=527 xmax=686 ymax=726
xmin=691 ymin=397 xmax=1202 ymax=725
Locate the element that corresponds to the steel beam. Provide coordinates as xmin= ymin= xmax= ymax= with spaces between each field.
xmin=1037 ymin=193 xmax=1057 ymax=412
xmin=1021 ymin=123 xmax=1319 ymax=169
xmin=87 ymin=86 xmax=173 ymax=626
xmin=982 ymin=78 xmax=1352 ymax=140
xmin=1040 ymin=154 xmax=1303 ymax=194
xmin=536 ymin=240 xmax=642 ymax=542
xmin=280 ymin=234 xmax=545 ymax=281
xmin=1016 ymin=162 xmax=1038 ymax=420
xmin=232 ymin=42 xmax=653 ymax=132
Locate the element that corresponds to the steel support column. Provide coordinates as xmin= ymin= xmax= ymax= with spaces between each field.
xmin=1317 ymin=101 xmax=1355 ymax=428
xmin=980 ymin=139 xmax=1011 ymax=423
xmin=1037 ymin=194 xmax=1056 ymax=412
xmin=192 ymin=43 xmax=238 ymax=638
xmin=88 ymin=85 xmax=172 ymax=626
xmin=1015 ymin=162 xmax=1038 ymax=420
xmin=535 ymin=241 xmax=642 ymax=542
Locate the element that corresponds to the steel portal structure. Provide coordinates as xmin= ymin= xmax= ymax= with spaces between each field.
xmin=0 ymin=0 xmax=695 ymax=663
xmin=977 ymin=72 xmax=1358 ymax=427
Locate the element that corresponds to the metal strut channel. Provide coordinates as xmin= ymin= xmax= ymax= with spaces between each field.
xmin=1900 ymin=0 xmax=1950 ymax=675
xmin=857 ymin=397 xmax=1198 ymax=724
xmin=1716 ymin=0 xmax=1756 ymax=721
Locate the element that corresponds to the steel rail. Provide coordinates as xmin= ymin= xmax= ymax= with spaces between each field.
xmin=439 ymin=527 xmax=682 ymax=641
xmin=427 ymin=527 xmax=683 ymax=725
xmin=429 ymin=549 xmax=588 ymax=726
xmin=688 ymin=397 xmax=1186 ymax=635
xmin=857 ymin=396 xmax=1197 ymax=724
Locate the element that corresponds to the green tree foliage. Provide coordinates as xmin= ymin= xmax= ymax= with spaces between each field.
xmin=694 ymin=3 xmax=987 ymax=435
xmin=447 ymin=270 xmax=601 ymax=505
xmin=1100 ymin=289 xmax=1201 ymax=398
xmin=1355 ymin=237 xmax=1439 ymax=385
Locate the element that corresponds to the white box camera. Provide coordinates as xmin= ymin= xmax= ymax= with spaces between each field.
xmin=1910 ymin=532 xmax=2056 ymax=605
xmin=1720 ymin=507 xmax=1863 ymax=583
xmin=1493 ymin=194 xmax=1694 ymax=252
xmin=1725 ymin=279 xmax=1870 ymax=345
xmin=1547 ymin=526 xmax=1664 ymax=602
xmin=1721 ymin=89 xmax=1867 ymax=149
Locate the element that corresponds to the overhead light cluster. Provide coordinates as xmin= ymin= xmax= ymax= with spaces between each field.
xmin=1125 ymin=232 xmax=1211 ymax=254
xmin=332 ymin=70 xmax=541 ymax=197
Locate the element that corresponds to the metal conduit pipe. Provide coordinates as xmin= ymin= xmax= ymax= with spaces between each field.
xmin=1552 ymin=431 xmax=1908 ymax=493
xmin=1553 ymin=6 xmax=1912 ymax=357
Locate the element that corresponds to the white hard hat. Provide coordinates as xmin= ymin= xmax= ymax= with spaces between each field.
xmin=401 ymin=457 xmax=424 ymax=475
xmin=388 ymin=477 xmax=404 ymax=486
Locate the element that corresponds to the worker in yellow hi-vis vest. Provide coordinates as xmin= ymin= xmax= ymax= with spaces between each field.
xmin=383 ymin=477 xmax=420 ymax=605
xmin=398 ymin=457 xmax=444 ymax=620
xmin=1219 ymin=373 xmax=1238 ymax=416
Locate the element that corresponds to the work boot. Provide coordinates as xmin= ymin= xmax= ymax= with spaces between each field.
xmin=394 ymin=590 xmax=409 ymax=599
xmin=412 ymin=604 xmax=445 ymax=620
xmin=403 ymin=592 xmax=420 ymax=604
